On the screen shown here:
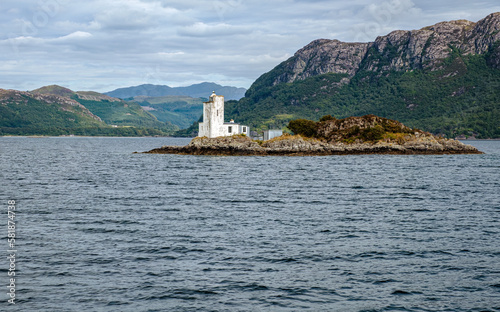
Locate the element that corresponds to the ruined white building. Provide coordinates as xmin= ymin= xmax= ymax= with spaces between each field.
xmin=198 ymin=92 xmax=249 ymax=138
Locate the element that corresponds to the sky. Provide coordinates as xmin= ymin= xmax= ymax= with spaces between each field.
xmin=1 ymin=0 xmax=499 ymax=93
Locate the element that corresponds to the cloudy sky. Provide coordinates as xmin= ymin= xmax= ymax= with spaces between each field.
xmin=1 ymin=0 xmax=499 ymax=92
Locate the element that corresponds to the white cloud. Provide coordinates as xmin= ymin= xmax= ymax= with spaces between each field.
xmin=54 ymin=31 xmax=93 ymax=41
xmin=157 ymin=51 xmax=185 ymax=57
xmin=177 ymin=22 xmax=253 ymax=37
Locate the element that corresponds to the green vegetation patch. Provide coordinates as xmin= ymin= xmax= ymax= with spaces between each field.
xmin=288 ymin=114 xmax=417 ymax=144
xmin=73 ymin=96 xmax=177 ymax=134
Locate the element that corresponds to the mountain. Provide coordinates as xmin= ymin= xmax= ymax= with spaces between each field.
xmin=133 ymin=95 xmax=204 ymax=129
xmin=225 ymin=12 xmax=500 ymax=139
xmin=105 ymin=82 xmax=247 ymax=100
xmin=73 ymin=94 xmax=177 ymax=132
xmin=32 ymin=85 xmax=76 ymax=98
xmin=0 ymin=88 xmax=105 ymax=135
xmin=0 ymin=86 xmax=177 ymax=136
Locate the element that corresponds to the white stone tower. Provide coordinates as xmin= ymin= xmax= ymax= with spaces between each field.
xmin=198 ymin=91 xmax=225 ymax=138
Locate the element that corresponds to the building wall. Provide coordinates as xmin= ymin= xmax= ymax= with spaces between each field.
xmin=221 ymin=123 xmax=250 ymax=136
xmin=264 ymin=130 xmax=283 ymax=141
xmin=224 ymin=123 xmax=238 ymax=135
xmin=239 ymin=125 xmax=249 ymax=136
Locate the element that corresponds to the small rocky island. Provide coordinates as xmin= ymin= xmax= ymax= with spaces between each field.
xmin=144 ymin=115 xmax=482 ymax=156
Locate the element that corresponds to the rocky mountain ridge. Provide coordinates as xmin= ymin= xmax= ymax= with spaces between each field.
xmin=265 ymin=12 xmax=500 ymax=87
xmin=228 ymin=12 xmax=500 ymax=139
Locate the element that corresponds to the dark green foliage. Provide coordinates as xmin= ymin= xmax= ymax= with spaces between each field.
xmin=288 ymin=114 xmax=414 ymax=143
xmin=359 ymin=125 xmax=385 ymax=142
xmin=288 ymin=119 xmax=318 ymax=137
xmin=319 ymin=115 xmax=336 ymax=122
xmin=337 ymin=125 xmax=385 ymax=143
xmin=225 ymin=52 xmax=500 ymax=138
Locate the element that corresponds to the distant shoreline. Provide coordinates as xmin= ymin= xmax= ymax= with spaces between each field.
xmin=0 ymin=135 xmax=187 ymax=138
xmin=2 ymin=135 xmax=499 ymax=140
xmin=458 ymin=138 xmax=500 ymax=141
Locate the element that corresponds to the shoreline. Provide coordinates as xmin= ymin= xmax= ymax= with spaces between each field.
xmin=458 ymin=138 xmax=500 ymax=141
xmin=144 ymin=148 xmax=483 ymax=156
xmin=143 ymin=135 xmax=483 ymax=156
xmin=0 ymin=135 xmax=187 ymax=138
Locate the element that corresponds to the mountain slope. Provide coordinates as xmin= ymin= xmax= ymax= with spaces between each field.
xmin=228 ymin=12 xmax=500 ymax=138
xmin=106 ymin=82 xmax=247 ymax=100
xmin=73 ymin=94 xmax=177 ymax=131
xmin=1 ymin=86 xmax=177 ymax=136
xmin=0 ymin=89 xmax=106 ymax=135
xmin=134 ymin=95 xmax=204 ymax=129
xmin=32 ymin=85 xmax=177 ymax=132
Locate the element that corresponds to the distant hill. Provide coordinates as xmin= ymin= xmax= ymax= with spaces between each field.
xmin=0 ymin=86 xmax=177 ymax=136
xmin=225 ymin=12 xmax=500 ymax=139
xmin=133 ymin=95 xmax=204 ymax=129
xmin=73 ymin=94 xmax=176 ymax=132
xmin=105 ymin=82 xmax=247 ymax=100
xmin=0 ymin=88 xmax=106 ymax=136
xmin=32 ymin=85 xmax=75 ymax=98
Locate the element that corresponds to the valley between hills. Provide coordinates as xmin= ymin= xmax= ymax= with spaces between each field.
xmin=1 ymin=12 xmax=499 ymax=139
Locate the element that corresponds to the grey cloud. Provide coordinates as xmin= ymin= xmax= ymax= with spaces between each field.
xmin=0 ymin=0 xmax=499 ymax=92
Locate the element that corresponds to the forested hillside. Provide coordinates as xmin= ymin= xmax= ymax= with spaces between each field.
xmin=224 ymin=13 xmax=500 ymax=139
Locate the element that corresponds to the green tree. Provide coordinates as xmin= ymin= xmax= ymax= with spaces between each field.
xmin=288 ymin=119 xmax=318 ymax=137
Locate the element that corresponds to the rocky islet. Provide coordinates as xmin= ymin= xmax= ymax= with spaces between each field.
xmin=144 ymin=115 xmax=482 ymax=156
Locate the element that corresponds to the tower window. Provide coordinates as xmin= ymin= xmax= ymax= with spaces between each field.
xmin=228 ymin=126 xmax=232 ymax=133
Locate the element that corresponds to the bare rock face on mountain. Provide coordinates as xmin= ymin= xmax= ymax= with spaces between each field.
xmin=466 ymin=12 xmax=500 ymax=54
xmin=267 ymin=12 xmax=500 ymax=85
xmin=271 ymin=40 xmax=370 ymax=85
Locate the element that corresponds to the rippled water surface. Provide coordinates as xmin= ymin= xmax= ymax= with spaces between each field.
xmin=1 ymin=137 xmax=500 ymax=312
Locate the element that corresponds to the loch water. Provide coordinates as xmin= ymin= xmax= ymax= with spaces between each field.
xmin=1 ymin=137 xmax=499 ymax=312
